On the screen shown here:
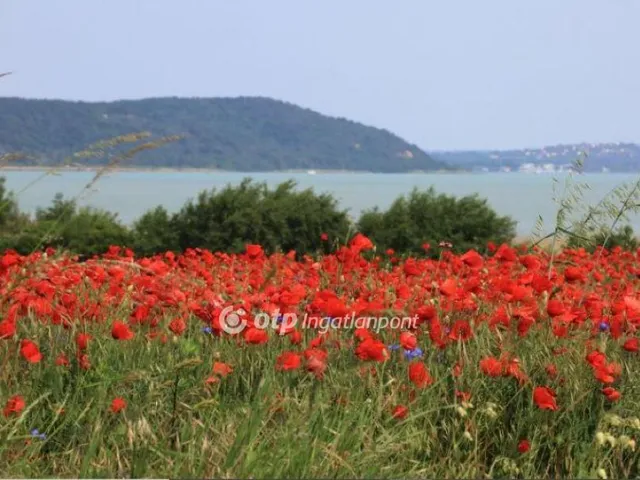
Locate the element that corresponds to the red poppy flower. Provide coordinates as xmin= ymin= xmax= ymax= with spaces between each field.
xmin=111 ymin=321 xmax=134 ymax=340
xmin=243 ymin=327 xmax=269 ymax=345
xmin=245 ymin=244 xmax=264 ymax=258
xmin=213 ymin=362 xmax=233 ymax=377
xmin=533 ymin=386 xmax=558 ymax=411
xmin=448 ymin=320 xmax=473 ymax=342
xmin=518 ymin=439 xmax=531 ymax=453
xmin=408 ymin=361 xmax=433 ymax=388
xmin=276 ymin=351 xmax=302 ymax=371
xmin=168 ymin=317 xmax=187 ymax=336
xmin=76 ymin=333 xmax=91 ymax=351
xmin=623 ymin=337 xmax=639 ymax=352
xmin=110 ymin=397 xmax=126 ymax=413
xmin=602 ymin=387 xmax=621 ymax=402
xmin=392 ymin=405 xmax=409 ymax=420
xmin=399 ymin=331 xmax=418 ymax=351
xmin=0 ymin=319 xmax=16 ymax=339
xmin=3 ymin=395 xmax=25 ymax=418
xmin=20 ymin=340 xmax=42 ymax=363
xmin=55 ymin=353 xmax=70 ymax=367
xmin=479 ymin=356 xmax=504 ymax=377
xmin=460 ymin=249 xmax=483 ymax=270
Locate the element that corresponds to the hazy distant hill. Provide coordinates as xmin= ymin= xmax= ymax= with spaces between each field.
xmin=431 ymin=143 xmax=640 ymax=172
xmin=0 ymin=96 xmax=451 ymax=173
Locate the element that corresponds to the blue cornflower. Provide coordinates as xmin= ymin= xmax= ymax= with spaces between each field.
xmin=388 ymin=344 xmax=401 ymax=351
xmin=599 ymin=322 xmax=610 ymax=332
xmin=30 ymin=428 xmax=46 ymax=440
xmin=404 ymin=347 xmax=424 ymax=361
xmin=201 ymin=326 xmax=213 ymax=335
xmin=275 ymin=314 xmax=284 ymax=325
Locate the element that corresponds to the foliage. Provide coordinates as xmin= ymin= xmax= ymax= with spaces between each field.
xmin=0 ymin=97 xmax=450 ymax=172
xmin=0 ymin=177 xmax=30 ymax=234
xmin=130 ymin=206 xmax=180 ymax=257
xmin=567 ymin=225 xmax=639 ymax=252
xmin=0 ymin=193 xmax=131 ymax=256
xmin=170 ymin=178 xmax=352 ymax=255
xmin=357 ymin=186 xmax=517 ymax=257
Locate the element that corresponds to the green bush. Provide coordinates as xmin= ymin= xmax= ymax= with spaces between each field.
xmin=0 ymin=193 xmax=132 ymax=256
xmin=171 ymin=178 xmax=352 ymax=254
xmin=357 ymin=186 xmax=517 ymax=257
xmin=131 ymin=206 xmax=180 ymax=256
xmin=0 ymin=176 xmax=31 ymax=234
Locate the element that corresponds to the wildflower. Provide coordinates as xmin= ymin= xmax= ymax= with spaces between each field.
xmin=618 ymin=435 xmax=633 ymax=449
xmin=403 ymin=347 xmax=424 ymax=361
xmin=55 ymin=353 xmax=70 ymax=367
xmin=484 ymin=407 xmax=498 ymax=419
xmin=605 ymin=414 xmax=623 ymax=427
xmin=533 ymin=386 xmax=558 ymax=411
xmin=201 ymin=326 xmax=213 ymax=334
xmin=408 ymin=362 xmax=433 ymax=388
xmin=168 ymin=317 xmax=187 ymax=336
xmin=517 ymin=439 xmax=530 ymax=453
xmin=0 ymin=319 xmax=16 ymax=339
xmin=20 ymin=339 xmax=42 ymax=363
xmin=602 ymin=387 xmax=621 ymax=402
xmin=110 ymin=397 xmax=126 ymax=413
xmin=30 ymin=428 xmax=46 ymax=440
xmin=595 ymin=431 xmax=606 ymax=446
xmin=399 ymin=331 xmax=418 ymax=351
xmin=596 ymin=468 xmax=607 ymax=479
xmin=112 ymin=321 xmax=134 ymax=340
xmin=275 ymin=351 xmax=302 ymax=371
xmin=623 ymin=337 xmax=638 ymax=352
xmin=605 ymin=433 xmax=616 ymax=447
xmin=392 ymin=405 xmax=408 ymax=420
xmin=3 ymin=395 xmax=25 ymax=418
xmin=76 ymin=333 xmax=91 ymax=351
xmin=599 ymin=322 xmax=609 ymax=332
xmin=455 ymin=406 xmax=467 ymax=418
xmin=212 ymin=362 xmax=233 ymax=377
xmin=479 ymin=356 xmax=504 ymax=377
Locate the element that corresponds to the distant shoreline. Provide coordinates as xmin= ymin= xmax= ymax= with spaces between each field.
xmin=0 ymin=165 xmax=463 ymax=174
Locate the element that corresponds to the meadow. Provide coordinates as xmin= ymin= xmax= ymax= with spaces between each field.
xmin=1 ymin=234 xmax=639 ymax=478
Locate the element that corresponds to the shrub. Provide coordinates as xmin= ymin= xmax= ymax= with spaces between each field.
xmin=357 ymin=186 xmax=517 ymax=257
xmin=1 ymin=193 xmax=132 ymax=256
xmin=0 ymin=176 xmax=30 ymax=234
xmin=131 ymin=206 xmax=180 ymax=256
xmin=171 ymin=178 xmax=352 ymax=255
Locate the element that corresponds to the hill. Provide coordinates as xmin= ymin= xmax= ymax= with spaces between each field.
xmin=0 ymin=96 xmax=450 ymax=172
xmin=431 ymin=142 xmax=640 ymax=173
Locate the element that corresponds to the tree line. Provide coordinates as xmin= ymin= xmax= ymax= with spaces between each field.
xmin=0 ymin=176 xmax=635 ymax=258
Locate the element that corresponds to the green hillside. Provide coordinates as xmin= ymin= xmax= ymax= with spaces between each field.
xmin=0 ymin=96 xmax=450 ymax=172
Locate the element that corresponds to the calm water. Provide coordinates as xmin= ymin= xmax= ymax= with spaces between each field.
xmin=3 ymin=171 xmax=640 ymax=236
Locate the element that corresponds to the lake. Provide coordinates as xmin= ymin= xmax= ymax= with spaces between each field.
xmin=2 ymin=170 xmax=640 ymax=237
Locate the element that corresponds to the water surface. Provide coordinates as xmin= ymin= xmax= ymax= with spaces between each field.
xmin=2 ymin=171 xmax=639 ymax=236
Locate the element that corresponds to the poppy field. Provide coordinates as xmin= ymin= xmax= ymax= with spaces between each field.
xmin=1 ymin=235 xmax=640 ymax=478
